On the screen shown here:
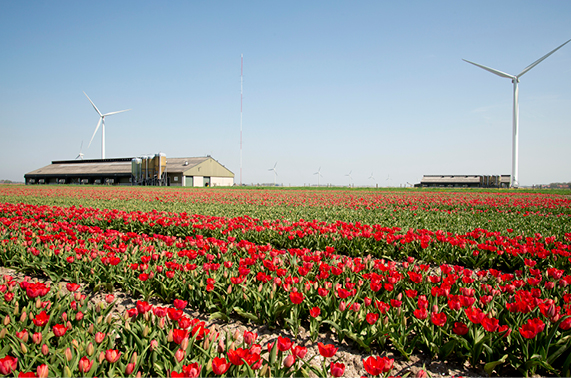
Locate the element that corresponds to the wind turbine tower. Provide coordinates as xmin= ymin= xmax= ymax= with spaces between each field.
xmin=314 ymin=167 xmax=323 ymax=187
xmin=463 ymin=39 xmax=571 ymax=188
xmin=345 ymin=170 xmax=353 ymax=187
xmin=84 ymin=92 xmax=131 ymax=159
xmin=269 ymin=162 xmax=278 ymax=186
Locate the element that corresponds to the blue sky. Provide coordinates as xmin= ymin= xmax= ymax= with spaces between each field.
xmin=1 ymin=1 xmax=570 ymax=187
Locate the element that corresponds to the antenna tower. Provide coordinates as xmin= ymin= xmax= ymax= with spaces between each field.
xmin=240 ymin=54 xmax=243 ymax=185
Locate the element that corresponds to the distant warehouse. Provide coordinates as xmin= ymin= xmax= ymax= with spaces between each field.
xmin=25 ymin=155 xmax=234 ymax=187
xmin=417 ymin=175 xmax=511 ymax=188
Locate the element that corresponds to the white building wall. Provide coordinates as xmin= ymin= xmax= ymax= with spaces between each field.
xmin=192 ymin=176 xmax=204 ymax=187
xmin=211 ymin=177 xmax=234 ymax=187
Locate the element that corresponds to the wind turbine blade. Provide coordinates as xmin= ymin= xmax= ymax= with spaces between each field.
xmin=103 ymin=109 xmax=132 ymax=116
xmin=517 ymin=39 xmax=571 ymax=78
xmin=83 ymin=92 xmax=103 ymax=116
xmin=88 ymin=117 xmax=102 ymax=148
xmin=462 ymin=59 xmax=515 ymax=79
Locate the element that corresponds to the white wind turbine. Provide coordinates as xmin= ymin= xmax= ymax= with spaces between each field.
xmin=269 ymin=162 xmax=278 ymax=186
xmin=368 ymin=172 xmax=375 ymax=186
xmin=345 ymin=170 xmax=353 ymax=187
xmin=463 ymin=39 xmax=571 ymax=188
xmin=75 ymin=141 xmax=84 ymax=160
xmin=84 ymin=92 xmax=131 ymax=159
xmin=313 ymin=167 xmax=323 ymax=187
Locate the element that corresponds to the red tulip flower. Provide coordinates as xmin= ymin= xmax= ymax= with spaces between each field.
xmin=172 ymin=329 xmax=189 ymax=345
xmin=452 ymin=322 xmax=469 ymax=336
xmin=228 ymin=348 xmax=248 ymax=366
xmin=330 ymin=362 xmax=345 ymax=377
xmin=136 ymin=300 xmax=152 ymax=314
xmin=78 ymin=357 xmax=93 ymax=374
xmin=363 ymin=356 xmax=394 ymax=376
xmin=293 ymin=345 xmax=308 ymax=359
xmin=413 ymin=308 xmax=428 ymax=320
xmin=317 ymin=342 xmax=338 ymax=358
xmin=310 ymin=307 xmax=321 ymax=318
xmin=36 ymin=364 xmax=48 ymax=378
xmin=430 ymin=312 xmax=447 ymax=327
xmin=173 ymin=299 xmax=188 ymax=310
xmin=290 ymin=291 xmax=304 ymax=304
xmin=481 ymin=317 xmax=499 ymax=332
xmin=277 ymin=336 xmax=293 ymax=352
xmin=0 ymin=356 xmax=17 ymax=376
xmin=366 ymin=313 xmax=379 ymax=325
xmin=52 ymin=324 xmax=67 ymax=337
xmin=66 ymin=283 xmax=80 ymax=292
xmin=105 ymin=349 xmax=121 ymax=363
xmin=212 ymin=357 xmax=230 ymax=375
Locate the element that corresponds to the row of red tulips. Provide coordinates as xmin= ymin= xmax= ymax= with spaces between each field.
xmin=1 ymin=201 xmax=570 ymax=274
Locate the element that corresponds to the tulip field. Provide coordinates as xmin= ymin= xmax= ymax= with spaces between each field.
xmin=1 ymin=185 xmax=571 ymax=377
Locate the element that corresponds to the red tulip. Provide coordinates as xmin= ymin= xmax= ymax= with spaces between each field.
xmin=452 ymin=322 xmax=469 ymax=336
xmin=173 ymin=299 xmax=188 ymax=310
xmin=105 ymin=349 xmax=121 ymax=363
xmin=212 ymin=357 xmax=230 ymax=375
xmin=366 ymin=313 xmax=379 ymax=325
xmin=66 ymin=283 xmax=80 ymax=292
xmin=17 ymin=372 xmax=36 ymax=377
xmin=52 ymin=324 xmax=67 ymax=337
xmin=289 ymin=291 xmax=304 ymax=304
xmin=310 ymin=307 xmax=321 ymax=318
xmin=481 ymin=317 xmax=499 ymax=332
xmin=317 ymin=342 xmax=338 ymax=358
xmin=172 ymin=329 xmax=189 ymax=345
xmin=95 ymin=332 xmax=106 ymax=344
xmin=0 ymin=356 xmax=17 ymax=376
xmin=243 ymin=330 xmax=258 ymax=346
xmin=277 ymin=336 xmax=293 ymax=352
xmin=430 ymin=312 xmax=447 ymax=327
xmin=330 ymin=362 xmax=345 ymax=377
xmin=283 ymin=354 xmax=296 ymax=368
xmin=292 ymin=345 xmax=307 ymax=359
xmin=363 ymin=356 xmax=394 ymax=376
xmin=227 ymin=348 xmax=248 ymax=366
xmin=33 ymin=311 xmax=50 ymax=327
xmin=136 ymin=300 xmax=152 ymax=314
xmin=78 ymin=357 xmax=93 ymax=374
xmin=413 ymin=308 xmax=428 ymax=320
xmin=36 ymin=364 xmax=48 ymax=378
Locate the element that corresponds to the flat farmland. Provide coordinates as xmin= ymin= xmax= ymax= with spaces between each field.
xmin=1 ymin=185 xmax=570 ymax=377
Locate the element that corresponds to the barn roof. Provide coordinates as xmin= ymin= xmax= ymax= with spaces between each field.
xmin=25 ymin=156 xmax=233 ymax=178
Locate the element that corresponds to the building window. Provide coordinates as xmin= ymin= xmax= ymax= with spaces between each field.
xmin=174 ymin=176 xmax=179 ymax=182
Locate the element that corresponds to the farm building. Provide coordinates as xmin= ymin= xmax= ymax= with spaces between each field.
xmin=24 ymin=155 xmax=234 ymax=187
xmin=418 ymin=175 xmax=511 ymax=188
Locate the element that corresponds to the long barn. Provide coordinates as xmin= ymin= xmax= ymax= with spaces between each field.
xmin=24 ymin=155 xmax=234 ymax=187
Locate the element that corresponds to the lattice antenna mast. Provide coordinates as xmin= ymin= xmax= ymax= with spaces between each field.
xmin=240 ymin=54 xmax=243 ymax=185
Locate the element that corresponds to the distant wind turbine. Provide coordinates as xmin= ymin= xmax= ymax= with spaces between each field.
xmin=269 ymin=162 xmax=278 ymax=186
xmin=313 ymin=167 xmax=323 ymax=187
xmin=345 ymin=170 xmax=353 ymax=187
xmin=75 ymin=141 xmax=84 ymax=160
xmin=463 ymin=38 xmax=571 ymax=188
xmin=386 ymin=174 xmax=392 ymax=187
xmin=84 ymin=92 xmax=131 ymax=159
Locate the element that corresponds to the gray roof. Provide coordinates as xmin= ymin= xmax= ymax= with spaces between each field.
xmin=165 ymin=157 xmax=209 ymax=173
xmin=25 ymin=156 xmax=227 ymax=177
xmin=26 ymin=160 xmax=131 ymax=176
